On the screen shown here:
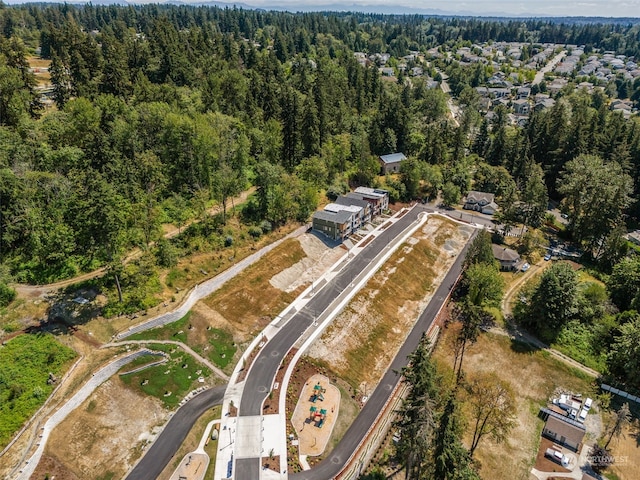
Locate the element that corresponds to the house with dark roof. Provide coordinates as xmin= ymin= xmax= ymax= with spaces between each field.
xmin=540 ymin=408 xmax=586 ymax=452
xmin=513 ymin=98 xmax=530 ymax=115
xmin=324 ymin=203 xmax=364 ymax=232
xmin=463 ymin=191 xmax=498 ymax=215
xmin=492 ymin=244 xmax=521 ymax=271
xmin=312 ymin=188 xmax=389 ymax=242
xmin=311 ymin=209 xmax=355 ymax=241
xmin=335 ymin=195 xmax=372 ymax=224
xmin=378 ymin=152 xmax=407 ymax=174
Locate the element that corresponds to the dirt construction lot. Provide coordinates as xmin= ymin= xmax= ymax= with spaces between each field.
xmin=40 ymin=377 xmax=167 ymax=480
xmin=307 ymin=216 xmax=473 ymax=392
xmin=25 ymin=233 xmax=344 ymax=479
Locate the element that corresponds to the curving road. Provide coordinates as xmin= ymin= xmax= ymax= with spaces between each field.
xmin=126 ymin=385 xmax=226 ymax=480
xmin=235 ymin=206 xmax=475 ymax=479
xmin=291 ymin=229 xmax=476 ymax=479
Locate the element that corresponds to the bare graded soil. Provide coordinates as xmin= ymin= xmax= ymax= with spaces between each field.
xmin=44 ymin=377 xmax=166 ymax=480
xmin=306 ymin=216 xmax=471 ymax=392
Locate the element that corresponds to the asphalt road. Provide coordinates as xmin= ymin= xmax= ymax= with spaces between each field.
xmin=126 ymin=385 xmax=226 ymax=480
xmin=236 ymin=207 xmax=474 ymax=479
xmin=290 ymin=228 xmax=477 ymax=480
xmin=239 ymin=208 xmax=426 ymax=418
xmin=235 ymin=208 xmax=427 ymax=480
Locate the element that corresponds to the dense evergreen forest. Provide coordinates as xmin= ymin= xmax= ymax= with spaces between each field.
xmin=2 ymin=1 xmax=640 ymax=414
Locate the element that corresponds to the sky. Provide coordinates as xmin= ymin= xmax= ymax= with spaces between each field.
xmin=5 ymin=0 xmax=640 ymax=17
xmin=229 ymin=0 xmax=640 ymax=17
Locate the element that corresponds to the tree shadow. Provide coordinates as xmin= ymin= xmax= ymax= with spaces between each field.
xmin=27 ymin=286 xmax=104 ymax=337
xmin=502 ymin=316 xmax=546 ymax=355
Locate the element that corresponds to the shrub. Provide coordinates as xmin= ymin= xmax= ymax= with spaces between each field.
xmin=224 ymin=235 xmax=233 ymax=247
xmin=248 ymin=226 xmax=262 ymax=238
xmin=0 ymin=282 xmax=16 ymax=307
xmin=260 ymin=220 xmax=272 ymax=234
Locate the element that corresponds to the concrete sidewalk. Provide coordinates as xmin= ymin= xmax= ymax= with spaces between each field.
xmin=213 ymin=207 xmax=433 ymax=480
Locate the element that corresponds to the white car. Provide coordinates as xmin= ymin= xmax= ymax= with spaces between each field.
xmin=521 ymin=263 xmax=530 ymax=272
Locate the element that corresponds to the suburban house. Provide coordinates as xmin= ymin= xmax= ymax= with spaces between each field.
xmin=312 ymin=188 xmax=389 ymax=242
xmin=378 ymin=152 xmax=407 ymax=174
xmin=463 ymin=191 xmax=498 ymax=215
xmin=350 ymin=187 xmax=390 ymax=216
xmin=513 ymin=98 xmax=530 ymax=115
xmin=311 ymin=209 xmax=354 ymax=241
xmin=492 ymin=244 xmax=521 ymax=271
xmin=540 ymin=408 xmax=586 ymax=452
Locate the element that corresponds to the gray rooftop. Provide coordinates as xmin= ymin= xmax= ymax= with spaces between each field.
xmin=379 ymin=153 xmax=407 ymax=164
xmin=335 ymin=195 xmax=369 ymax=210
xmin=312 ymin=209 xmax=353 ymax=224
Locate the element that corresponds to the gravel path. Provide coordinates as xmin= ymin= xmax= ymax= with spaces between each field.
xmin=105 ymin=340 xmax=230 ymax=381
xmin=497 ymin=261 xmax=599 ymax=378
xmin=14 ymin=349 xmax=158 ymax=480
xmin=115 ymin=224 xmax=309 ymax=340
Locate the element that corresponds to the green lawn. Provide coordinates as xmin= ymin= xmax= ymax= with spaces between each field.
xmin=206 ymin=328 xmax=236 ymax=368
xmin=127 ymin=311 xmax=237 ymax=370
xmin=128 ymin=312 xmax=192 ymax=343
xmin=0 ymin=333 xmax=77 ymax=449
xmin=119 ymin=346 xmax=211 ymax=407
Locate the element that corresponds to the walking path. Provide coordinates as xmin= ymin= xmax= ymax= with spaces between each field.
xmin=105 ymin=340 xmax=230 ymax=381
xmin=14 ymin=349 xmax=159 ymax=480
xmin=115 ymin=224 xmax=309 ymax=340
xmin=496 ymin=261 xmax=599 ymax=378
xmin=214 ymin=206 xmax=436 ymax=479
xmin=14 ymin=188 xmax=255 ymax=297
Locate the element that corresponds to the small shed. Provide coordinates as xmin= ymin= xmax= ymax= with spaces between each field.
xmin=378 ymin=153 xmax=407 ymax=174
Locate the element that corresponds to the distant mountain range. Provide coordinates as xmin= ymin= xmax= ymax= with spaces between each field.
xmin=3 ymin=0 xmax=640 ymax=21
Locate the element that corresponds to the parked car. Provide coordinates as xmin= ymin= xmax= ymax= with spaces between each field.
xmin=544 ymin=254 xmax=551 ymax=261
xmin=521 ymin=263 xmax=530 ymax=272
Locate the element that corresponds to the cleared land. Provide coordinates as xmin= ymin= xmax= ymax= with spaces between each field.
xmin=42 ymin=376 xmax=167 ymax=480
xmin=306 ymin=216 xmax=472 ymax=392
xmin=606 ymin=422 xmax=640 ymax=480
xmin=198 ymin=234 xmax=344 ymax=344
xmin=432 ymin=328 xmax=595 ymax=480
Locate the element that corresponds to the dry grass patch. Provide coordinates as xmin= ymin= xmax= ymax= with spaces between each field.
xmin=45 ymin=376 xmax=167 ymax=480
xmin=202 ymin=238 xmax=307 ymax=341
xmin=432 ymin=327 xmax=595 ymax=480
xmin=308 ymin=217 xmax=471 ymax=391
xmin=607 ymin=423 xmax=640 ymax=480
xmin=27 ymin=56 xmax=51 ymax=68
